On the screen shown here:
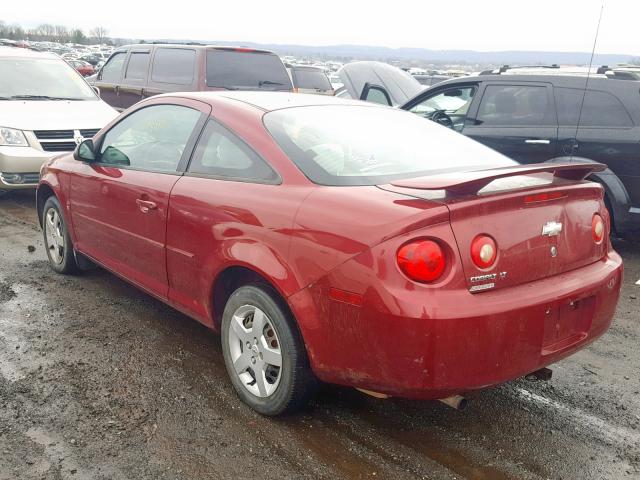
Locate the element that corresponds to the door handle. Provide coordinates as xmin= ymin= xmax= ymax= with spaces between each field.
xmin=524 ymin=139 xmax=551 ymax=145
xmin=136 ymin=198 xmax=157 ymax=213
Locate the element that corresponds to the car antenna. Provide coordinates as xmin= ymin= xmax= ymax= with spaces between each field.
xmin=572 ymin=2 xmax=605 ymax=161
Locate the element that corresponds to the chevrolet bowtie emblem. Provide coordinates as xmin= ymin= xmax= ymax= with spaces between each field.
xmin=541 ymin=221 xmax=563 ymax=237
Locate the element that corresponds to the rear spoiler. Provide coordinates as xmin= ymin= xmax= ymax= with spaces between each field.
xmin=389 ymin=162 xmax=607 ymax=196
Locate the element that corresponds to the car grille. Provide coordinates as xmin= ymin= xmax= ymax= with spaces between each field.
xmin=39 ymin=142 xmax=77 ymax=152
xmin=33 ymin=130 xmax=74 ymax=140
xmin=80 ymin=128 xmax=100 ymax=137
xmin=33 ymin=129 xmax=101 ymax=152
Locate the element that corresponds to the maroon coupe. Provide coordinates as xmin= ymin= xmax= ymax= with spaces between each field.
xmin=37 ymin=92 xmax=623 ymax=415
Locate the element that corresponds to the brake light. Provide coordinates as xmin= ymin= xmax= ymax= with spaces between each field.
xmin=470 ymin=235 xmax=497 ymax=269
xmin=592 ymin=214 xmax=605 ymax=244
xmin=524 ymin=191 xmax=566 ymax=204
xmin=397 ymin=240 xmax=446 ymax=283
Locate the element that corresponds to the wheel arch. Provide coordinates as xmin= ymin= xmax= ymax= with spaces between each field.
xmin=210 ymin=264 xmax=298 ymax=333
xmin=547 ymin=156 xmax=632 ymax=235
xmin=36 ymin=182 xmax=57 ymax=228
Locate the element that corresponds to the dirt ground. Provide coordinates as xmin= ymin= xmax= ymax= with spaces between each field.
xmin=0 ymin=190 xmax=638 ymax=480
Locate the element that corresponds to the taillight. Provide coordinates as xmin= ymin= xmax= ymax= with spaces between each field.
xmin=397 ymin=240 xmax=446 ymax=283
xmin=470 ymin=235 xmax=497 ymax=269
xmin=592 ymin=214 xmax=605 ymax=244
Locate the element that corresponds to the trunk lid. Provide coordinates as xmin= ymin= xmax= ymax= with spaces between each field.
xmin=383 ymin=163 xmax=609 ymax=292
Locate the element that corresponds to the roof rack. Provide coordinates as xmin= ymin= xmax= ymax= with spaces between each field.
xmin=149 ymin=41 xmax=207 ymax=46
xmin=479 ymin=64 xmax=560 ymax=75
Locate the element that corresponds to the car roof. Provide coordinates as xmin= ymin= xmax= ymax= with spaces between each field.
xmin=119 ymin=43 xmax=278 ymax=55
xmin=428 ymin=73 xmax=640 ymax=90
xmin=175 ymin=91 xmax=369 ymax=112
xmin=0 ymin=46 xmax=59 ymax=60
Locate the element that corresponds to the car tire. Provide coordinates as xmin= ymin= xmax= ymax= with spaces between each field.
xmin=42 ymin=196 xmax=78 ymax=274
xmin=221 ymin=284 xmax=317 ymax=415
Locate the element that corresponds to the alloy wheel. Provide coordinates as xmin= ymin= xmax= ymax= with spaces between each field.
xmin=44 ymin=207 xmax=65 ymax=265
xmin=227 ymin=304 xmax=283 ymax=398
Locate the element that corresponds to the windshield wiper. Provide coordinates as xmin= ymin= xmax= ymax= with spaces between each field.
xmin=9 ymin=95 xmax=85 ymax=101
xmin=258 ymin=80 xmax=284 ymax=87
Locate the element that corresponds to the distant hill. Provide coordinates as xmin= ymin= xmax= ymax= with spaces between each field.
xmin=144 ymin=39 xmax=639 ymax=66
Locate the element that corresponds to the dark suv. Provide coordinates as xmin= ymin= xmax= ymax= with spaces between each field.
xmin=90 ymin=44 xmax=293 ymax=111
xmin=396 ymin=68 xmax=640 ymax=236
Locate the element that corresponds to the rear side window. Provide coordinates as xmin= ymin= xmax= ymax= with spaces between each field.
xmin=555 ymin=87 xmax=633 ymax=127
xmin=477 ymin=85 xmax=552 ymax=126
xmin=151 ymin=48 xmax=195 ymax=85
xmin=100 ymin=52 xmax=126 ymax=82
xmin=292 ymin=69 xmax=331 ymax=90
xmin=125 ymin=52 xmax=150 ymax=81
xmin=189 ymin=120 xmax=279 ymax=183
xmin=206 ymin=50 xmax=292 ymax=90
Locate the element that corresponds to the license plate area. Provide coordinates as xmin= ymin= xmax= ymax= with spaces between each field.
xmin=542 ymin=296 xmax=595 ymax=356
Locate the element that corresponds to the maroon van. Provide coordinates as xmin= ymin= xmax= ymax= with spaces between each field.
xmin=91 ymin=44 xmax=293 ymax=110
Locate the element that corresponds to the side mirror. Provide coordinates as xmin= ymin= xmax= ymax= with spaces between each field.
xmin=92 ymin=86 xmax=101 ymax=96
xmin=74 ymin=139 xmax=96 ymax=162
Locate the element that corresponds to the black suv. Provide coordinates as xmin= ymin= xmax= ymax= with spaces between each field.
xmin=348 ymin=64 xmax=639 ymax=237
xmin=397 ymin=68 xmax=640 ymax=236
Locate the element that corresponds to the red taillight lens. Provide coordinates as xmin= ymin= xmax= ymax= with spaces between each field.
xmin=397 ymin=240 xmax=446 ymax=283
xmin=470 ymin=235 xmax=497 ymax=269
xmin=592 ymin=214 xmax=605 ymax=244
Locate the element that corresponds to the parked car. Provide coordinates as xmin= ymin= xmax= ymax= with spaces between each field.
xmin=90 ymin=44 xmax=293 ymax=111
xmin=67 ymin=59 xmax=95 ymax=77
xmin=286 ymin=65 xmax=334 ymax=95
xmin=335 ymin=61 xmax=424 ymax=106
xmin=37 ymin=91 xmax=622 ymax=415
xmin=0 ymin=46 xmax=118 ymax=194
xmin=343 ymin=62 xmax=640 ymax=237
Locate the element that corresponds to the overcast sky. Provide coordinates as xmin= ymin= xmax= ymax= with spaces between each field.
xmin=5 ymin=0 xmax=638 ymax=55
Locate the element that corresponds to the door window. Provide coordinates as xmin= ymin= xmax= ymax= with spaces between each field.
xmin=363 ymin=86 xmax=392 ymax=105
xmin=98 ymin=105 xmax=201 ymax=173
xmin=188 ymin=120 xmax=279 ymax=183
xmin=409 ymin=86 xmax=476 ymax=131
xmin=125 ymin=52 xmax=151 ymax=81
xmin=477 ymin=85 xmax=552 ymax=126
xmin=99 ymin=52 xmax=126 ymax=82
xmin=555 ymin=87 xmax=633 ymax=127
xmin=151 ymin=48 xmax=196 ymax=85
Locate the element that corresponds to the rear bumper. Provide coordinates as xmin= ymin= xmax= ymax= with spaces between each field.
xmin=0 ymin=147 xmax=55 ymax=190
xmin=289 ymin=250 xmax=623 ymax=399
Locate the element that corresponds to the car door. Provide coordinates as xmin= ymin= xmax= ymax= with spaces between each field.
xmin=69 ymin=99 xmax=210 ymax=299
xmin=555 ymin=86 xmax=640 ymax=203
xmin=94 ymin=50 xmax=127 ymax=109
xmin=462 ymin=82 xmax=558 ymax=164
xmin=118 ymin=48 xmax=151 ymax=109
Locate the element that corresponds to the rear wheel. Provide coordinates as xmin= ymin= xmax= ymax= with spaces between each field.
xmin=221 ymin=284 xmax=316 ymax=415
xmin=42 ymin=196 xmax=77 ymax=274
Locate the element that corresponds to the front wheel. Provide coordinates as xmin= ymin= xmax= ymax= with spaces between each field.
xmin=42 ymin=196 xmax=77 ymax=274
xmin=221 ymin=285 xmax=317 ymax=415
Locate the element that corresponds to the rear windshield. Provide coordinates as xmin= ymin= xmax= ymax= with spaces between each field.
xmin=206 ymin=50 xmax=292 ymax=91
xmin=264 ymin=105 xmax=515 ymax=186
xmin=292 ymin=68 xmax=332 ymax=90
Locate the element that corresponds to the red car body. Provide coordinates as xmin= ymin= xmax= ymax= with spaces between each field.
xmin=37 ymin=92 xmax=623 ymax=400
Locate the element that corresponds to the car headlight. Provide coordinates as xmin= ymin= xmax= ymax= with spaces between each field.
xmin=0 ymin=127 xmax=28 ymax=146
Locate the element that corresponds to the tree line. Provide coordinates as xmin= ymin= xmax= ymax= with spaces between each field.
xmin=0 ymin=21 xmax=110 ymax=45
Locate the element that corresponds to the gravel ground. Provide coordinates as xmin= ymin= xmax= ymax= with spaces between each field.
xmin=0 ymin=190 xmax=638 ymax=480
